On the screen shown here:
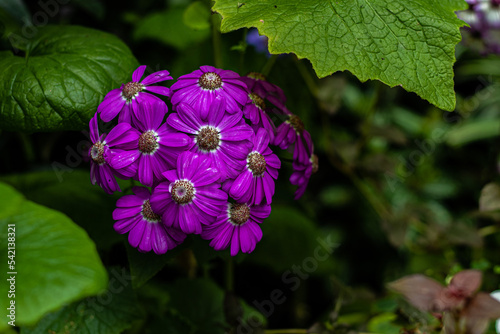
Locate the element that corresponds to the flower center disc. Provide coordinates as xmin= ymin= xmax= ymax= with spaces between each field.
xmin=90 ymin=142 xmax=105 ymax=165
xmin=198 ymin=72 xmax=222 ymax=90
xmin=171 ymin=180 xmax=195 ymax=204
xmin=139 ymin=131 xmax=159 ymax=154
xmin=249 ymin=93 xmax=266 ymax=110
xmin=122 ymin=82 xmax=144 ymax=101
xmin=196 ymin=126 xmax=220 ymax=151
xmin=247 ymin=72 xmax=267 ymax=81
xmin=288 ymin=115 xmax=305 ymax=134
xmin=230 ymin=203 xmax=250 ymax=225
xmin=248 ymin=152 xmax=266 ymax=176
xmin=141 ymin=199 xmax=161 ymax=222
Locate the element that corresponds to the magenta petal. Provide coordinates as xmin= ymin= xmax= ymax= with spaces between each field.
xmin=222 ymin=125 xmax=254 ymax=141
xmin=132 ymin=186 xmax=151 ymax=198
xmin=105 ymin=123 xmax=132 ymax=146
xmin=230 ymin=229 xmax=241 ymax=256
xmin=139 ymin=155 xmax=153 ymax=186
xmin=128 ymin=219 xmax=146 ymax=247
xmin=265 ymin=153 xmax=281 ymax=169
xmin=110 ymin=150 xmax=140 ymax=169
xmin=114 ymin=218 xmax=139 ymax=234
xmin=89 ymin=113 xmax=99 ymax=142
xmin=230 ymin=170 xmax=253 ymax=199
xmin=162 ymin=170 xmax=178 ymax=183
xmin=255 ymin=128 xmax=270 ymax=152
xmin=158 ymin=130 xmax=190 ymax=148
xmin=179 ymin=205 xmax=201 ymax=234
xmin=141 ymin=70 xmax=172 ymax=85
xmin=247 ymin=220 xmax=263 ymax=242
xmin=162 ymin=202 xmax=178 ymax=227
xmin=191 ymin=167 xmax=220 ymax=186
xmin=116 ymin=194 xmax=145 ymax=208
xmin=138 ymin=221 xmax=154 ymax=252
xmin=113 ymin=207 xmax=140 ymax=220
xmin=145 ymin=85 xmax=171 ymax=97
xmin=132 ymin=65 xmax=147 ymax=82
xmin=167 ymin=113 xmax=197 ymax=134
xmin=98 ymin=89 xmax=125 ymax=122
xmin=263 ymin=173 xmax=275 ymax=204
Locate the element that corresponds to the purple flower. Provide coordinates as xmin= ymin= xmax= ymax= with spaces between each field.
xmin=150 ymin=151 xmax=228 ymax=234
xmin=113 ymin=186 xmax=186 ymax=254
xmin=170 ymin=66 xmax=249 ymax=120
xmin=273 ymin=111 xmax=305 ymax=150
xmin=97 ymin=65 xmax=172 ymax=123
xmin=246 ymin=28 xmax=270 ymax=56
xmin=240 ymin=73 xmax=287 ymax=110
xmin=290 ymin=153 xmax=318 ymax=200
xmin=226 ymin=128 xmax=280 ymax=205
xmin=88 ymin=113 xmax=138 ymax=194
xmin=110 ymin=100 xmax=191 ymax=187
xmin=202 ymin=202 xmax=270 ymax=256
xmin=167 ymin=100 xmax=254 ymax=181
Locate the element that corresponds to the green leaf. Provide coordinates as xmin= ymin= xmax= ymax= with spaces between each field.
xmin=0 ymin=25 xmax=139 ymax=132
xmin=183 ymin=1 xmax=211 ymax=30
xmin=0 ymin=170 xmax=125 ymax=250
xmin=0 ymin=182 xmax=107 ymax=329
xmin=166 ymin=278 xmax=266 ymax=334
xmin=134 ymin=8 xmax=210 ymax=50
xmin=22 ymin=267 xmax=142 ymax=334
xmin=445 ymin=119 xmax=500 ymax=146
xmin=0 ymin=0 xmax=30 ymax=24
xmin=213 ymin=0 xmax=467 ymax=111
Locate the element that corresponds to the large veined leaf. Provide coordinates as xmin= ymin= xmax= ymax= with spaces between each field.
xmin=0 ymin=182 xmax=108 ymax=330
xmin=213 ymin=0 xmax=468 ymax=111
xmin=0 ymin=25 xmax=139 ymax=132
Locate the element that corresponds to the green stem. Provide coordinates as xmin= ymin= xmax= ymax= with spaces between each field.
xmin=293 ymin=55 xmax=318 ymax=98
xmin=479 ymin=225 xmax=500 ymax=237
xmin=225 ymin=257 xmax=234 ymax=292
xmin=18 ymin=132 xmax=35 ymax=164
xmin=261 ymin=54 xmax=278 ymax=77
xmin=212 ymin=13 xmax=223 ymax=68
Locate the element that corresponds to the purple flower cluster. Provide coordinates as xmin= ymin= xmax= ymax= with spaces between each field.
xmin=459 ymin=0 xmax=500 ymax=54
xmin=89 ymin=65 xmax=317 ymax=255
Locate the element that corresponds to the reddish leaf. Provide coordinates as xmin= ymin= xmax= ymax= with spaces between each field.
xmin=388 ymin=274 xmax=444 ymax=312
xmin=449 ymin=270 xmax=482 ymax=298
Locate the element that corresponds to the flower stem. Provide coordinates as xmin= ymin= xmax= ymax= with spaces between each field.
xmin=226 ymin=257 xmax=234 ymax=292
xmin=261 ymin=54 xmax=278 ymax=77
xmin=293 ymin=55 xmax=318 ymax=98
xmin=212 ymin=13 xmax=223 ymax=68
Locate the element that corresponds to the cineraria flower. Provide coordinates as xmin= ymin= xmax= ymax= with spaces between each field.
xmin=273 ymin=111 xmax=305 ymax=150
xmin=202 ymin=202 xmax=271 ymax=256
xmin=170 ymin=65 xmax=249 ymax=120
xmin=88 ymin=113 xmax=138 ymax=194
xmin=110 ymin=100 xmax=191 ymax=187
xmin=98 ymin=65 xmax=172 ymax=123
xmin=290 ymin=153 xmax=318 ymax=200
xmin=150 ymin=151 xmax=228 ymax=234
xmin=226 ymin=128 xmax=280 ymax=205
xmin=113 ymin=186 xmax=186 ymax=254
xmin=240 ymin=72 xmax=287 ymax=110
xmin=167 ymin=100 xmax=253 ymax=181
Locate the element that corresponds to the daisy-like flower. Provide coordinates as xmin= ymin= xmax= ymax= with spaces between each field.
xmin=240 ymin=72 xmax=286 ymax=110
xmin=113 ymin=186 xmax=187 ymax=254
xmin=97 ymin=65 xmax=172 ymax=123
xmin=170 ymin=65 xmax=249 ymax=120
xmin=290 ymin=153 xmax=318 ymax=200
xmin=150 ymin=151 xmax=228 ymax=235
xmin=202 ymin=202 xmax=271 ymax=256
xmin=89 ymin=113 xmax=138 ymax=194
xmin=273 ymin=111 xmax=304 ymax=149
xmin=167 ymin=99 xmax=253 ymax=181
xmin=227 ymin=128 xmax=281 ymax=205
xmin=110 ymin=100 xmax=191 ymax=187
